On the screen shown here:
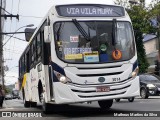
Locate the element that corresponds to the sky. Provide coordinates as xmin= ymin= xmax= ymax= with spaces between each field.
xmin=3 ymin=0 xmax=54 ymax=85
xmin=3 ymin=0 xmax=152 ymax=85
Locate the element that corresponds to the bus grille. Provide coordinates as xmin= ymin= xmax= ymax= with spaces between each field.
xmin=71 ymin=85 xmax=130 ymax=93
xmin=76 ymin=72 xmax=123 ymax=77
xmin=78 ymin=91 xmax=126 ymax=98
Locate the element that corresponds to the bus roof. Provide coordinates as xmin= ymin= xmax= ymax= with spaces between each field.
xmin=53 ymin=0 xmax=115 ymax=6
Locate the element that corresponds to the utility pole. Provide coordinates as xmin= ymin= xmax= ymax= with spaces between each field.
xmin=0 ymin=0 xmax=3 ymax=87
xmin=0 ymin=0 xmax=19 ymax=88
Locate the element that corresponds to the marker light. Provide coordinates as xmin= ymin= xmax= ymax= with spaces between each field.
xmin=129 ymin=67 xmax=139 ymax=78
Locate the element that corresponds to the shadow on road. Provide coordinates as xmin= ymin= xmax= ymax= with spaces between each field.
xmin=36 ymin=104 xmax=124 ymax=117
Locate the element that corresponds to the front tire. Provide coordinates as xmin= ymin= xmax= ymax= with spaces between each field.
xmin=140 ymin=88 xmax=149 ymax=99
xmin=115 ymin=99 xmax=120 ymax=102
xmin=24 ymin=100 xmax=30 ymax=108
xmin=42 ymin=102 xmax=50 ymax=114
xmin=98 ymin=99 xmax=113 ymax=110
xmin=40 ymin=91 xmax=51 ymax=113
xmin=30 ymin=102 xmax=37 ymax=107
xmin=128 ymin=97 xmax=134 ymax=102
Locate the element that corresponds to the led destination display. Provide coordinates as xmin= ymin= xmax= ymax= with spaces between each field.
xmin=56 ymin=5 xmax=125 ymax=17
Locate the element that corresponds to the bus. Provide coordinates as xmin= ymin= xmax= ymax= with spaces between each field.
xmin=19 ymin=0 xmax=140 ymax=112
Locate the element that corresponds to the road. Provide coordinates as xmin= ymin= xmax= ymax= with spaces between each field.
xmin=0 ymin=97 xmax=160 ymax=120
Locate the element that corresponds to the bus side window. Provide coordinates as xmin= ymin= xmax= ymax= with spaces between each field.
xmin=19 ymin=60 xmax=22 ymax=76
xmin=30 ymin=41 xmax=35 ymax=68
xmin=41 ymin=30 xmax=51 ymax=65
xmin=37 ymin=32 xmax=42 ymax=61
xmin=33 ymin=38 xmax=37 ymax=64
xmin=26 ymin=51 xmax=30 ymax=72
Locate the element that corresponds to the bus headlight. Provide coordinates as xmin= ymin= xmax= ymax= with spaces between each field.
xmin=54 ymin=71 xmax=71 ymax=84
xmin=60 ymin=76 xmax=66 ymax=82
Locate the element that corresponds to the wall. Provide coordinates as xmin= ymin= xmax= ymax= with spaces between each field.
xmin=143 ymin=38 xmax=158 ymax=55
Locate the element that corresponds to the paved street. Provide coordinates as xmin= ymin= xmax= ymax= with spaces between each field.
xmin=0 ymin=97 xmax=160 ymax=120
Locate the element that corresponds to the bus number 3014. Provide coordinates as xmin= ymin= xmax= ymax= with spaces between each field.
xmin=112 ymin=78 xmax=121 ymax=82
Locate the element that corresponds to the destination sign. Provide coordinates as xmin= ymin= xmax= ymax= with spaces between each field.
xmin=56 ymin=5 xmax=125 ymax=17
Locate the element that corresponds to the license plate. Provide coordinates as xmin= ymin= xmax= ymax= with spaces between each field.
xmin=158 ymin=88 xmax=160 ymax=91
xmin=96 ymin=86 xmax=110 ymax=92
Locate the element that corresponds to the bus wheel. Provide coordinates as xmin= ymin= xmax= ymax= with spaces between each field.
xmin=42 ymin=102 xmax=50 ymax=114
xmin=40 ymin=92 xmax=50 ymax=113
xmin=24 ymin=100 xmax=30 ymax=108
xmin=128 ymin=97 xmax=134 ymax=102
xmin=30 ymin=102 xmax=37 ymax=107
xmin=115 ymin=99 xmax=120 ymax=102
xmin=98 ymin=99 xmax=113 ymax=110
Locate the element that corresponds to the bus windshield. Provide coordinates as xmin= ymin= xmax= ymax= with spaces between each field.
xmin=54 ymin=21 xmax=135 ymax=63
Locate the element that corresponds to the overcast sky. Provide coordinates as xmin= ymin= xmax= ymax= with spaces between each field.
xmin=3 ymin=0 xmax=152 ymax=85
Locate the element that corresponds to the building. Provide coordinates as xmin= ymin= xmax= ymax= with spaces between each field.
xmin=0 ymin=0 xmax=6 ymax=85
xmin=143 ymin=34 xmax=158 ymax=72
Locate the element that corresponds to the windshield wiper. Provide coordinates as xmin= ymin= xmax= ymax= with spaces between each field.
xmin=72 ymin=19 xmax=90 ymax=41
xmin=112 ymin=19 xmax=117 ymax=46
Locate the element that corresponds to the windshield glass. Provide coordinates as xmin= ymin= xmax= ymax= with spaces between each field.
xmin=54 ymin=21 xmax=135 ymax=63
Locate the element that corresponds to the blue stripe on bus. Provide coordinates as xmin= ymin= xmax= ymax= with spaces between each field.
xmin=50 ymin=61 xmax=65 ymax=75
xmin=132 ymin=60 xmax=138 ymax=71
xmin=53 ymin=73 xmax=60 ymax=82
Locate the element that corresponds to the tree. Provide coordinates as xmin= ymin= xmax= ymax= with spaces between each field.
xmin=115 ymin=0 xmax=151 ymax=73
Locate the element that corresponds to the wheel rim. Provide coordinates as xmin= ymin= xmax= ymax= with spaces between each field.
xmin=141 ymin=89 xmax=146 ymax=98
xmin=128 ymin=97 xmax=134 ymax=101
xmin=40 ymin=92 xmax=46 ymax=111
xmin=98 ymin=100 xmax=113 ymax=109
xmin=40 ymin=92 xmax=44 ymax=103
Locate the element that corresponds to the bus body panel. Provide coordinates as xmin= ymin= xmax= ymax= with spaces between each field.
xmin=29 ymin=63 xmax=51 ymax=103
xmin=23 ymin=73 xmax=31 ymax=101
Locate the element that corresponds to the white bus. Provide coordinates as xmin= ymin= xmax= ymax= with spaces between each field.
xmin=19 ymin=0 xmax=140 ymax=112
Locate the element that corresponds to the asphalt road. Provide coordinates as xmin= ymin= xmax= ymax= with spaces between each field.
xmin=0 ymin=97 xmax=160 ymax=120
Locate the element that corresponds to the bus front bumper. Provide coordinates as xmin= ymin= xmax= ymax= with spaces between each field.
xmin=52 ymin=76 xmax=140 ymax=104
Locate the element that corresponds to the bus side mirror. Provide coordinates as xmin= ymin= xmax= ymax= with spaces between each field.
xmin=44 ymin=26 xmax=51 ymax=43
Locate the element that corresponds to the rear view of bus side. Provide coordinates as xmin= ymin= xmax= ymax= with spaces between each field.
xmin=19 ymin=0 xmax=140 ymax=113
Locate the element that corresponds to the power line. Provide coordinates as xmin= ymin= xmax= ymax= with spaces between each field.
xmin=19 ymin=15 xmax=43 ymax=18
xmin=5 ymin=34 xmax=26 ymax=41
xmin=4 ymin=50 xmax=22 ymax=55
xmin=0 ymin=6 xmax=11 ymax=15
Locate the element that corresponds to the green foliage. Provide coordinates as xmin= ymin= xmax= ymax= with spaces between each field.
xmin=134 ymin=30 xmax=149 ymax=73
xmin=128 ymin=4 xmax=150 ymax=73
xmin=4 ymin=85 xmax=12 ymax=94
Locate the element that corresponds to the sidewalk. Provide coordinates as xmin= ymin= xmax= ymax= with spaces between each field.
xmin=0 ymin=101 xmax=7 ymax=111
